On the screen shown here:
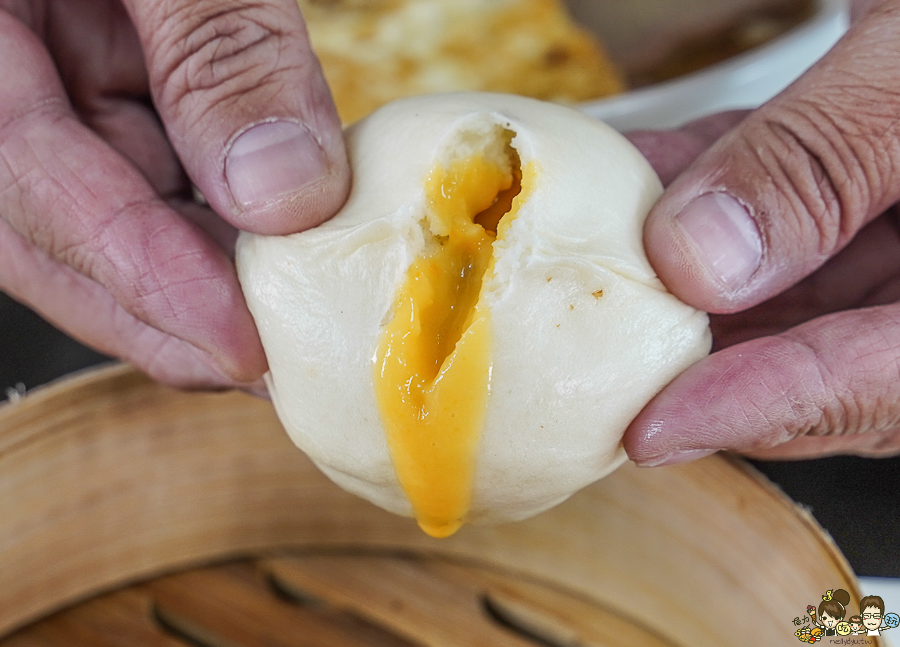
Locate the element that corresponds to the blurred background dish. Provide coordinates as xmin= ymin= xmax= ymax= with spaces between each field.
xmin=297 ymin=0 xmax=849 ymax=130
xmin=300 ymin=0 xmax=627 ymax=125
xmin=579 ymin=0 xmax=848 ymax=129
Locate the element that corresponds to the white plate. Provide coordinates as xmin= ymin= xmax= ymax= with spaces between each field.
xmin=579 ymin=0 xmax=849 ymax=130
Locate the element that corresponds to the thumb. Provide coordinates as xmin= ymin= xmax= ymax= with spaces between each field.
xmin=644 ymin=1 xmax=900 ymax=314
xmin=124 ymin=0 xmax=350 ymax=234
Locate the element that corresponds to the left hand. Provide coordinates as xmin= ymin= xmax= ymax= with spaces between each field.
xmin=0 ymin=0 xmax=350 ymax=389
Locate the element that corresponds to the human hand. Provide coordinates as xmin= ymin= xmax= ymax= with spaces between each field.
xmin=623 ymin=0 xmax=900 ymax=463
xmin=0 ymin=0 xmax=350 ymax=389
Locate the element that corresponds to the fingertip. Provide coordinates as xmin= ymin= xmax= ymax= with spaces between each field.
xmin=621 ymin=345 xmax=741 ymax=466
xmin=629 ymin=113 xmax=769 ymax=314
xmin=644 ymin=188 xmax=763 ymax=314
xmin=130 ymin=0 xmax=353 ymax=236
xmin=185 ymin=287 xmax=270 ymax=384
xmin=624 ymin=335 xmax=831 ymax=465
xmin=208 ymin=340 xmax=268 ymax=385
xmin=225 ymin=121 xmax=327 ymax=210
xmin=623 ymin=399 xmax=700 ymax=468
xmin=143 ymin=346 xmax=266 ymax=390
xmin=631 ymin=448 xmax=717 ymax=468
xmin=224 ymin=119 xmax=351 ymax=235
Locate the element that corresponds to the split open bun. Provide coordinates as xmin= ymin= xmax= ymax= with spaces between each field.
xmin=237 ymin=93 xmax=711 ymax=534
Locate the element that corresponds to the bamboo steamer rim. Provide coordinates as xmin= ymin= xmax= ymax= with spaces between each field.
xmin=0 ymin=363 xmax=864 ymax=646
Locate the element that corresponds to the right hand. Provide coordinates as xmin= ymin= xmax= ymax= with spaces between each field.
xmin=624 ymin=0 xmax=900 ymax=464
xmin=0 ymin=0 xmax=350 ymax=389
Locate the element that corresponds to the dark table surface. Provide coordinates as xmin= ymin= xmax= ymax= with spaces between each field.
xmin=2 ymin=290 xmax=898 ymax=578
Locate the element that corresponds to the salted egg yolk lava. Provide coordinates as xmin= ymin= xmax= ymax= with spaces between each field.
xmin=374 ymin=132 xmax=532 ymax=537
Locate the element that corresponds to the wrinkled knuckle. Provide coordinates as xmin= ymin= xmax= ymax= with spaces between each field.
xmin=151 ymin=3 xmax=294 ymax=127
xmin=0 ymin=106 xmax=103 ymax=278
xmin=53 ymin=235 xmax=99 ymax=278
xmin=820 ymin=79 xmax=900 ymax=203
xmin=790 ymin=310 xmax=900 ymax=441
xmin=57 ymin=204 xmax=143 ymax=285
xmin=851 ymin=310 xmax=900 ymax=432
xmin=767 ymin=337 xmax=833 ymax=441
xmin=0 ymin=99 xmax=68 ymax=213
xmin=749 ymin=107 xmax=849 ymax=258
xmin=756 ymin=87 xmax=900 ymax=256
xmin=63 ymin=200 xmax=152 ymax=288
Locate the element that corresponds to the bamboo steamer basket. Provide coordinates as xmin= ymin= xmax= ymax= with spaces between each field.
xmin=0 ymin=364 xmax=863 ymax=646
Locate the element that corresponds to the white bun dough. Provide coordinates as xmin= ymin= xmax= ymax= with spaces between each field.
xmin=236 ymin=93 xmax=711 ymax=526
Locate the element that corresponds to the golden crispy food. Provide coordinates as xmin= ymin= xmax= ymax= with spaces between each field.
xmin=299 ymin=0 xmax=625 ymax=124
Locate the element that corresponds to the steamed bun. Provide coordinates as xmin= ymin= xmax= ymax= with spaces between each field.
xmin=236 ymin=93 xmax=711 ymax=536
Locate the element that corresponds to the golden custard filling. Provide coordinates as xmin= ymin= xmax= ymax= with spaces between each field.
xmin=374 ymin=132 xmax=531 ymax=537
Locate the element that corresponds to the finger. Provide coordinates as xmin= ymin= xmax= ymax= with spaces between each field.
xmin=173 ymin=199 xmax=241 ymax=256
xmin=0 ymin=12 xmax=266 ymax=383
xmin=43 ymin=0 xmax=149 ymax=102
xmin=123 ymin=0 xmax=350 ymax=234
xmin=42 ymin=0 xmax=187 ymax=197
xmin=744 ymin=428 xmax=900 ymax=460
xmin=643 ymin=1 xmax=900 ymax=314
xmin=0 ymin=219 xmax=258 ymax=389
xmin=711 ymin=211 xmax=900 ymax=348
xmin=624 ymin=303 xmax=900 ymax=465
xmin=87 ymin=97 xmax=188 ymax=198
xmin=626 ymin=110 xmax=749 ymax=186
xmin=852 ymin=0 xmax=884 ymax=21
